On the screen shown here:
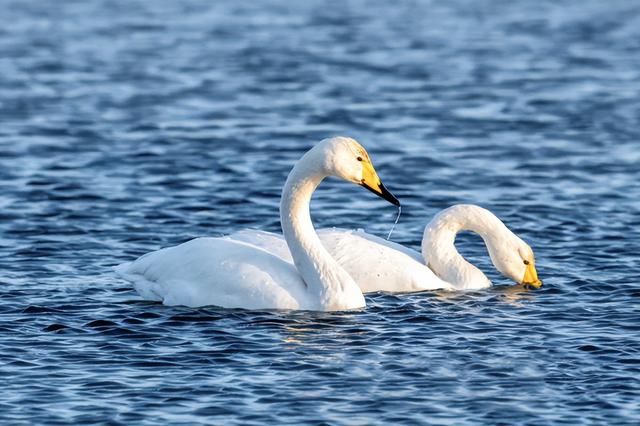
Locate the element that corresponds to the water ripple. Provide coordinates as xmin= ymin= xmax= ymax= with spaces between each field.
xmin=1 ymin=0 xmax=639 ymax=424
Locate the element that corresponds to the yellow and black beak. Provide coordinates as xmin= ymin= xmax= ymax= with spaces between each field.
xmin=522 ymin=261 xmax=542 ymax=289
xmin=359 ymin=161 xmax=400 ymax=207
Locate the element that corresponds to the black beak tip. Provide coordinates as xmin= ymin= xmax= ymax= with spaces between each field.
xmin=388 ymin=193 xmax=401 ymax=207
xmin=380 ymin=182 xmax=401 ymax=207
xmin=523 ymin=281 xmax=543 ymax=290
xmin=361 ymin=181 xmax=401 ymax=207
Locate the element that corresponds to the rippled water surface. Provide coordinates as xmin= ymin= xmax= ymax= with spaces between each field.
xmin=2 ymin=0 xmax=640 ymax=424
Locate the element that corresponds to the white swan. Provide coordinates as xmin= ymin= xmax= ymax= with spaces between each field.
xmin=231 ymin=204 xmax=541 ymax=292
xmin=115 ymin=137 xmax=400 ymax=311
xmin=422 ymin=204 xmax=541 ymax=290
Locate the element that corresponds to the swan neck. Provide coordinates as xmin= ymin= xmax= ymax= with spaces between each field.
xmin=422 ymin=205 xmax=496 ymax=289
xmin=280 ymin=151 xmax=363 ymax=310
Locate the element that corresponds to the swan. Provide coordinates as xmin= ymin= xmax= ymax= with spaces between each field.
xmin=115 ymin=137 xmax=400 ymax=311
xmin=231 ymin=204 xmax=541 ymax=292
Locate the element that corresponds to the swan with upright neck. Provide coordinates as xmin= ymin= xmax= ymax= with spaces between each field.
xmin=232 ymin=204 xmax=541 ymax=292
xmin=115 ymin=137 xmax=399 ymax=311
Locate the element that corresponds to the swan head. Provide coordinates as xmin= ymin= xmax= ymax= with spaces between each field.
xmin=318 ymin=137 xmax=400 ymax=206
xmin=489 ymin=235 xmax=542 ymax=289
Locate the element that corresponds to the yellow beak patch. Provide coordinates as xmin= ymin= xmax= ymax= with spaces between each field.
xmin=522 ymin=262 xmax=542 ymax=289
xmin=359 ymin=161 xmax=400 ymax=207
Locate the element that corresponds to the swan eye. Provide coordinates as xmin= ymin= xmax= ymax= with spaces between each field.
xmin=523 ymin=260 xmax=530 ymax=265
xmin=357 ymin=156 xmax=363 ymax=162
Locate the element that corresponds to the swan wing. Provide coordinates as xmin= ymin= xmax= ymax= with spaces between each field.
xmin=115 ymin=237 xmax=309 ymax=310
xmin=228 ymin=229 xmax=294 ymax=262
xmin=229 ymin=228 xmax=453 ymax=293
xmin=318 ymin=229 xmax=453 ymax=293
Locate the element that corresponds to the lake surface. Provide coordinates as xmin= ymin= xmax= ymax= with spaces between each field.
xmin=1 ymin=0 xmax=639 ymax=424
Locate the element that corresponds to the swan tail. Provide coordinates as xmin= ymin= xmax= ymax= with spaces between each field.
xmin=114 ymin=262 xmax=164 ymax=302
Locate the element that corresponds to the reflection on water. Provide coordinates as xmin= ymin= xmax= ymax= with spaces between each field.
xmin=494 ymin=285 xmax=536 ymax=308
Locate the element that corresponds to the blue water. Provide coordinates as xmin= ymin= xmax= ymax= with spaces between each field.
xmin=1 ymin=0 xmax=639 ymax=424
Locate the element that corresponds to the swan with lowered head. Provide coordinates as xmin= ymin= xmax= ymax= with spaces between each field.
xmin=115 ymin=137 xmax=400 ymax=311
xmin=421 ymin=204 xmax=541 ymax=290
xmin=231 ymin=204 xmax=541 ymax=292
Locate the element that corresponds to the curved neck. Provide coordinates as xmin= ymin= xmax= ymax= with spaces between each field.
xmin=280 ymin=150 xmax=363 ymax=310
xmin=422 ymin=205 xmax=504 ymax=289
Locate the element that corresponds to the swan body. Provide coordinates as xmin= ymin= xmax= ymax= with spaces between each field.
xmin=229 ymin=228 xmax=454 ymax=293
xmin=116 ymin=238 xmax=310 ymax=310
xmin=231 ymin=205 xmax=540 ymax=292
xmin=116 ymin=137 xmax=400 ymax=311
